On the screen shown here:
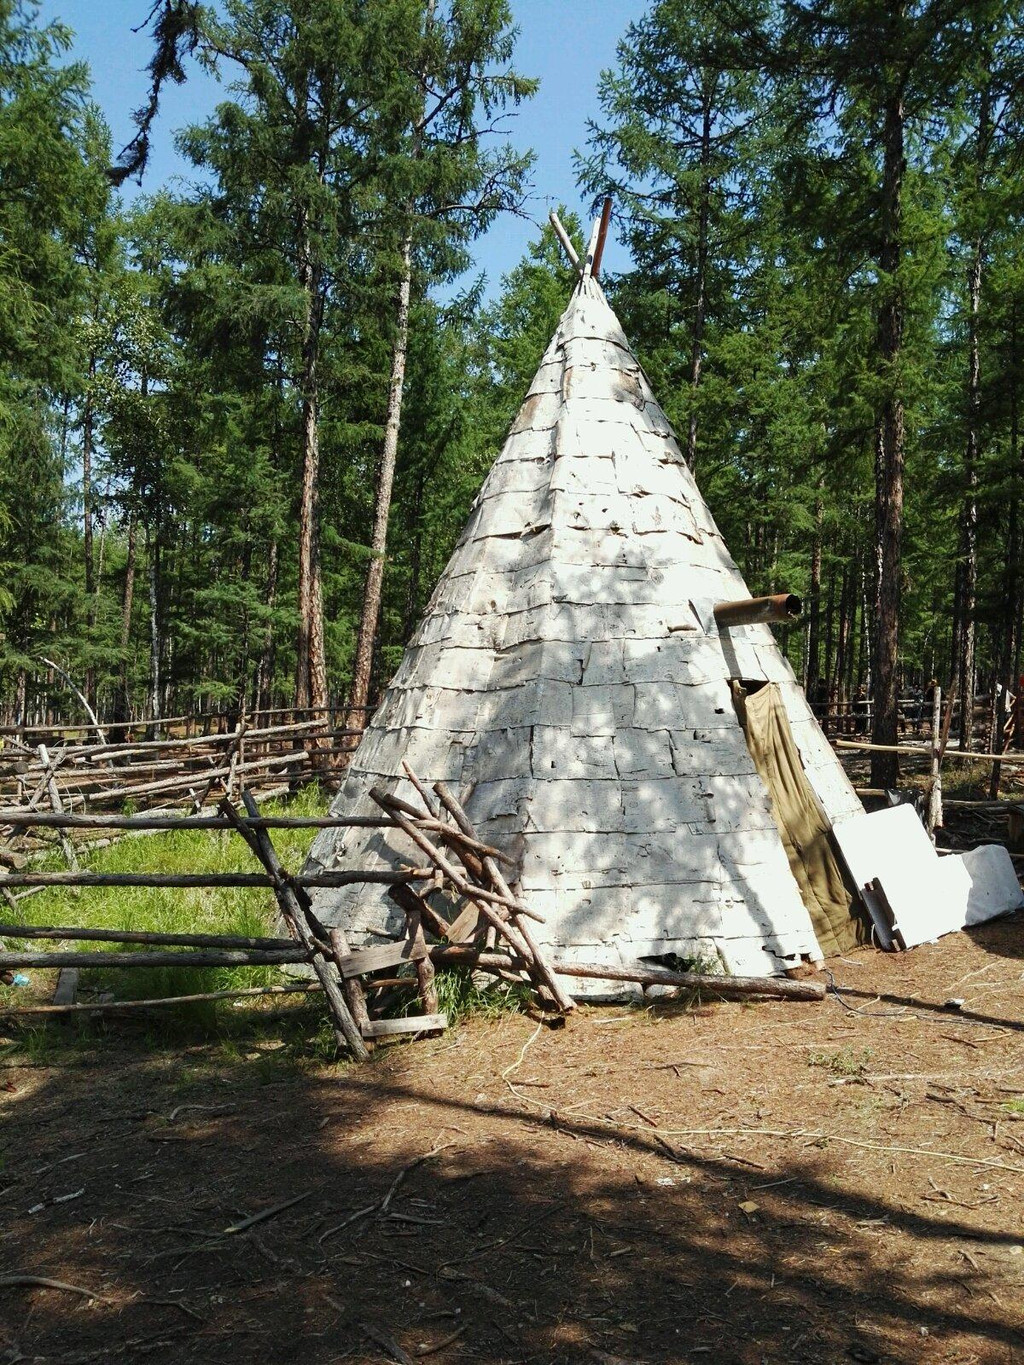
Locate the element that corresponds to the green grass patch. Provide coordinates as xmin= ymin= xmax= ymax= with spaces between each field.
xmin=430 ymin=966 xmax=532 ymax=1023
xmin=807 ymin=1046 xmax=872 ymax=1077
xmin=0 ymin=787 xmax=328 ymax=1045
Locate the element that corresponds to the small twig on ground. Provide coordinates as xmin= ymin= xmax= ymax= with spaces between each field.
xmin=141 ymin=1297 xmax=205 ymax=1322
xmin=0 ymin=1274 xmax=109 ymax=1301
xmin=167 ymin=1103 xmax=237 ymax=1123
xmin=415 ymin=1324 xmax=467 ymax=1357
xmin=224 ymin=1190 xmax=312 ymax=1235
xmin=380 ymin=1144 xmax=454 ymax=1218
xmin=318 ymin=1204 xmax=379 ymax=1244
xmin=319 ymin=1146 xmax=453 ymax=1245
xmin=502 ymin=1020 xmax=544 ymax=1104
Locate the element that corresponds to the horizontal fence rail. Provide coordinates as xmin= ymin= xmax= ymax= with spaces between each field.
xmin=0 ymin=868 xmax=431 ymax=888
xmin=0 ymin=812 xmax=394 ymax=831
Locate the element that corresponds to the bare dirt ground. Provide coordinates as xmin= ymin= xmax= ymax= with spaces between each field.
xmin=1 ymin=922 xmax=1023 ymax=1365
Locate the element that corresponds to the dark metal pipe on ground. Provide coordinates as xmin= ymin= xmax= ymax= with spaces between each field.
xmin=714 ymin=593 xmax=802 ymax=628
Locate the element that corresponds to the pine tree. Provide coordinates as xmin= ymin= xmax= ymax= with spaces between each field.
xmin=578 ymin=0 xmax=768 ymax=472
xmin=0 ymin=0 xmax=110 ymax=713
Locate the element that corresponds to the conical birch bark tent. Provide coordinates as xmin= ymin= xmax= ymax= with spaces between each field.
xmin=306 ymin=219 xmax=865 ymax=990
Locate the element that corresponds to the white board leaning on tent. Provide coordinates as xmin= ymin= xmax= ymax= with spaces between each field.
xmin=832 ymin=804 xmax=1023 ymax=949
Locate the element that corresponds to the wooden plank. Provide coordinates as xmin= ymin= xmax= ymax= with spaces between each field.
xmin=445 ymin=902 xmax=482 ymax=944
xmin=551 ymin=961 xmax=826 ymax=1001
xmin=335 ymin=937 xmax=425 ymax=979
xmin=388 ymin=886 xmax=438 ymax=1014
xmin=52 ymin=968 xmax=79 ymax=1006
xmin=360 ymin=1013 xmax=447 ymax=1039
xmin=329 ymin=927 xmax=373 ymax=1046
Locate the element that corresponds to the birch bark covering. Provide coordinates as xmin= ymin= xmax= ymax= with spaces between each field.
xmin=305 ymin=279 xmax=862 ymax=988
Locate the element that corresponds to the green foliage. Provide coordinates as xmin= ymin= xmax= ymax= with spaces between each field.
xmin=5 ymin=0 xmax=1024 ymax=734
xmin=0 ymin=0 xmax=110 ymax=684
xmin=581 ymin=0 xmax=1024 ymax=698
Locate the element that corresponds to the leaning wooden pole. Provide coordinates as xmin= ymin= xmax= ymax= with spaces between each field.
xmin=219 ymin=795 xmax=369 ymax=1061
xmin=590 ymin=196 xmax=613 ymax=281
xmin=37 ymin=744 xmax=77 ymax=871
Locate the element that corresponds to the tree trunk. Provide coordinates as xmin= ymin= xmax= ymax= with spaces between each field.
xmin=346 ymin=231 xmax=414 ymax=732
xmin=82 ymin=359 xmax=96 ymax=709
xmin=958 ymin=239 xmax=982 ymax=753
xmin=15 ymin=668 xmax=26 ymax=728
xmin=685 ymin=92 xmax=714 ymax=472
xmin=958 ymin=84 xmax=990 ymax=754
xmin=806 ymin=494 xmax=822 ymax=693
xmin=1011 ymin=306 xmax=1023 ymax=748
xmin=113 ymin=509 xmax=137 ymax=726
xmin=869 ymin=89 xmax=906 ymax=789
xmin=147 ymin=533 xmax=161 ymax=736
xmin=835 ymin=564 xmax=850 ymax=726
xmin=403 ymin=465 xmax=426 ymax=641
xmin=294 ymin=224 xmax=327 ymax=714
xmin=823 ymin=563 xmax=836 ymax=732
xmin=257 ymin=538 xmax=279 ymax=713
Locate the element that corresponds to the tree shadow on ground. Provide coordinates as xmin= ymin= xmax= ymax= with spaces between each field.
xmin=2 ymin=1001 xmax=1023 ymax=1365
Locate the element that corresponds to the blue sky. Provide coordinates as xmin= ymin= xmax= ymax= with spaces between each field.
xmin=38 ymin=0 xmax=648 ymax=294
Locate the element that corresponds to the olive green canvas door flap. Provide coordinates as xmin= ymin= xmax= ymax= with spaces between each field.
xmin=732 ymin=681 xmax=864 ymax=956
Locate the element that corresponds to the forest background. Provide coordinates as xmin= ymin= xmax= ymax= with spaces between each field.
xmin=2 ymin=0 xmax=1022 ymax=789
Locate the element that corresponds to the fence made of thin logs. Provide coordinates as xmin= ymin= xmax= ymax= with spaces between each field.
xmin=0 ymin=717 xmax=363 ymax=862
xmin=0 ymin=783 xmax=822 ymax=1050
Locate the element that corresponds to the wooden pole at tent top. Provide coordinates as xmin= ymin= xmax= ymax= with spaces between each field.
xmin=581 ymin=216 xmax=602 ymax=281
xmin=548 ymin=210 xmax=581 ymax=274
xmin=591 ymin=197 xmax=613 ymax=280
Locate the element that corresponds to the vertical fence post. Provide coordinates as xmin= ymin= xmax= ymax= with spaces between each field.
xmin=926 ymin=685 xmax=943 ymax=839
xmin=37 ymin=744 xmax=79 ymax=871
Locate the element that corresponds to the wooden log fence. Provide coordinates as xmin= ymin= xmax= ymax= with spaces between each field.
xmin=0 ymin=811 xmax=396 ymax=831
xmin=835 ymin=738 xmax=1024 ymax=764
xmin=0 ymin=716 xmax=363 ymax=820
xmin=0 ymin=703 xmax=374 ymax=740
